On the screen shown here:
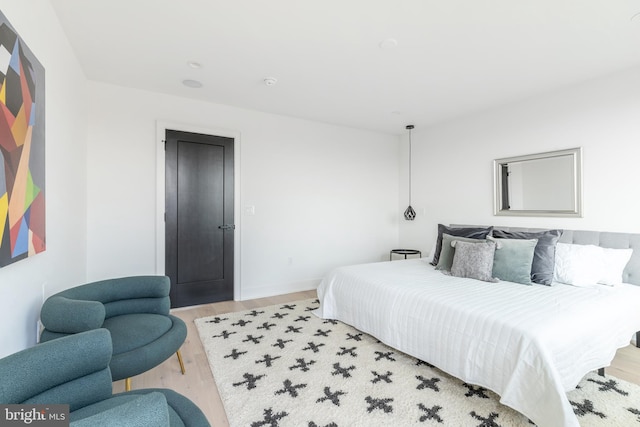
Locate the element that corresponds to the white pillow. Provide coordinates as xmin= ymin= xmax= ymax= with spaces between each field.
xmin=600 ymin=246 xmax=633 ymax=285
xmin=554 ymin=243 xmax=602 ymax=287
xmin=554 ymin=243 xmax=633 ymax=287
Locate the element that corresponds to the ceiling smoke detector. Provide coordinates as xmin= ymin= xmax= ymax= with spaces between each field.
xmin=264 ymin=77 xmax=278 ymax=86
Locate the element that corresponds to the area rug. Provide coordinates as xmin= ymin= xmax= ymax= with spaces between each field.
xmin=195 ymin=299 xmax=640 ymax=426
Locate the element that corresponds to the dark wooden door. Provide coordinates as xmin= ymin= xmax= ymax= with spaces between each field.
xmin=165 ymin=129 xmax=234 ymax=308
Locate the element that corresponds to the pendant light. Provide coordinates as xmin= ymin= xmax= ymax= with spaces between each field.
xmin=404 ymin=125 xmax=416 ymax=220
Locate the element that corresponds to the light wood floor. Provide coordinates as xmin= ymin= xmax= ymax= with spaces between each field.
xmin=113 ymin=290 xmax=640 ymax=427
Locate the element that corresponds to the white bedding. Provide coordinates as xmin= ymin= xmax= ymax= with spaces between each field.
xmin=314 ymin=258 xmax=640 ymax=427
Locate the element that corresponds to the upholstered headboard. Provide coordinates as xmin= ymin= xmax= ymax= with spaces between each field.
xmin=453 ymin=225 xmax=640 ymax=286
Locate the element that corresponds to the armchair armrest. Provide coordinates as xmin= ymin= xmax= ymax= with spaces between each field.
xmin=72 ymin=276 xmax=170 ymax=301
xmin=53 ymin=276 xmax=171 ymax=318
xmin=41 ymin=296 xmax=106 ymax=333
xmin=0 ymin=329 xmax=113 ymax=409
xmin=71 ymin=392 xmax=170 ymax=427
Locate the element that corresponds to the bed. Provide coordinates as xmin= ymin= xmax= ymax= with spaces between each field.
xmin=314 ymin=227 xmax=640 ymax=427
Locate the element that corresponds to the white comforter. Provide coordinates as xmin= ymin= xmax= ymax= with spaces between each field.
xmin=314 ymin=258 xmax=640 ymax=427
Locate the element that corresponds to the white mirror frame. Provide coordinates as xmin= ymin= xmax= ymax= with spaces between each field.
xmin=493 ymin=147 xmax=583 ymax=217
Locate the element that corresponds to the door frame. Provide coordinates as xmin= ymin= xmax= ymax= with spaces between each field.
xmin=155 ymin=121 xmax=241 ymax=301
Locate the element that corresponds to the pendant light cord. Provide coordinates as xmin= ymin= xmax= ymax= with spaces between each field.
xmin=406 ymin=125 xmax=414 ymax=205
xmin=408 ymin=128 xmax=412 ymax=205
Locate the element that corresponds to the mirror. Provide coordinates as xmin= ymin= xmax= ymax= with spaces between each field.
xmin=493 ymin=147 xmax=582 ymax=217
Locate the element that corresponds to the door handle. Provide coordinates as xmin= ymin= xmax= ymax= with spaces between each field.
xmin=218 ymin=224 xmax=235 ymax=230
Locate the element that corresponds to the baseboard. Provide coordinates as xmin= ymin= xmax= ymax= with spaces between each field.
xmin=240 ymin=279 xmax=320 ymax=301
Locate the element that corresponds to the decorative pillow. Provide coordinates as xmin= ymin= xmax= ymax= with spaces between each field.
xmin=431 ymin=224 xmax=493 ymax=266
xmin=492 ymin=229 xmax=562 ymax=285
xmin=449 ymin=240 xmax=498 ymax=282
xmin=435 ymin=234 xmax=487 ymax=271
xmin=554 ymin=243 xmax=633 ymax=287
xmin=491 ymin=237 xmax=538 ymax=285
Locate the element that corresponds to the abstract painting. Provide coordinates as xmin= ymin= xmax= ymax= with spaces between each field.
xmin=0 ymin=10 xmax=45 ymax=268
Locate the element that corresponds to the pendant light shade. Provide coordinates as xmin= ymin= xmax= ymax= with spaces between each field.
xmin=404 ymin=125 xmax=416 ymax=220
xmin=404 ymin=205 xmax=416 ymax=220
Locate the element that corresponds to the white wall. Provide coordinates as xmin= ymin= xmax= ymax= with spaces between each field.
xmin=86 ymin=83 xmax=400 ymax=300
xmin=399 ymin=66 xmax=640 ymax=255
xmin=0 ymin=1 xmax=88 ymax=356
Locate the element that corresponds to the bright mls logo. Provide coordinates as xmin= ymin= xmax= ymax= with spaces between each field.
xmin=0 ymin=405 xmax=68 ymax=426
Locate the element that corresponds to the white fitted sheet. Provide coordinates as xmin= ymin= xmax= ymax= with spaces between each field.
xmin=315 ymin=258 xmax=640 ymax=427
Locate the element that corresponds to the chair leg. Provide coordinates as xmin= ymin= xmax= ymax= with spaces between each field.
xmin=125 ymin=378 xmax=132 ymax=391
xmin=177 ymin=350 xmax=186 ymax=375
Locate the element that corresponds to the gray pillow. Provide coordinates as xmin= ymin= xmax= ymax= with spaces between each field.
xmin=491 ymin=238 xmax=538 ymax=285
xmin=449 ymin=240 xmax=498 ymax=283
xmin=492 ymin=229 xmax=563 ymax=285
xmin=431 ymin=224 xmax=493 ymax=266
xmin=436 ymin=234 xmax=487 ymax=271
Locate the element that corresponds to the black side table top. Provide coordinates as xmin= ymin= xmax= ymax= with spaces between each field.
xmin=389 ymin=249 xmax=422 ymax=260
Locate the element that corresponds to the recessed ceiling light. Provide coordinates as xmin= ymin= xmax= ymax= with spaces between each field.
xmin=264 ymin=77 xmax=278 ymax=86
xmin=379 ymin=38 xmax=398 ymax=49
xmin=187 ymin=61 xmax=202 ymax=69
xmin=182 ymin=79 xmax=203 ymax=88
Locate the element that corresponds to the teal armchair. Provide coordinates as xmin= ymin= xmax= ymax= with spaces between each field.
xmin=40 ymin=276 xmax=187 ymax=390
xmin=0 ymin=329 xmax=209 ymax=427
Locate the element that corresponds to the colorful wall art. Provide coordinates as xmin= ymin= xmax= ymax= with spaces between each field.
xmin=0 ymin=10 xmax=46 ymax=268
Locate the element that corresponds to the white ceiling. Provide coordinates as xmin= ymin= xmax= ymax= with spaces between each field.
xmin=50 ymin=0 xmax=640 ymax=135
